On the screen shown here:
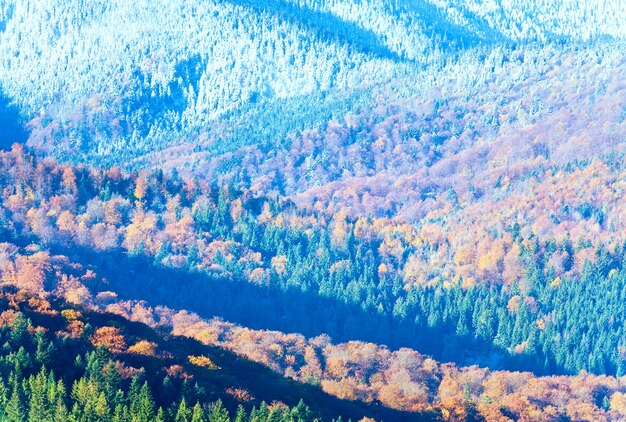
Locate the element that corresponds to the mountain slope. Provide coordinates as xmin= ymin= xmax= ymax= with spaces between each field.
xmin=3 ymin=0 xmax=625 ymax=167
xmin=429 ymin=0 xmax=626 ymax=41
xmin=3 ymin=145 xmax=626 ymax=419
xmin=0 ymin=240 xmax=429 ymax=421
xmin=3 ymin=1 xmax=626 ymax=421
xmin=0 ymin=0 xmax=416 ymax=160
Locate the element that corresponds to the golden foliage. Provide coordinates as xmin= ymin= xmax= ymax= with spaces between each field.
xmin=28 ymin=296 xmax=53 ymax=314
xmin=513 ymin=341 xmax=528 ymax=355
xmin=230 ymin=198 xmax=243 ymax=222
xmin=188 ymin=355 xmax=220 ymax=370
xmin=61 ymin=167 xmax=77 ymax=194
xmin=0 ymin=310 xmax=18 ymax=327
xmin=91 ymin=326 xmax=126 ymax=353
xmin=123 ymin=211 xmax=157 ymax=252
xmin=127 ymin=340 xmax=158 ymax=356
xmin=133 ymin=176 xmax=148 ymax=205
xmin=66 ymin=320 xmax=85 ymax=339
xmin=163 ymin=214 xmax=195 ymax=253
xmin=536 ymin=319 xmax=546 ymax=330
xmin=507 ymin=296 xmax=521 ymax=313
xmin=610 ymin=392 xmax=626 ymax=415
xmin=331 ymin=213 xmax=349 ymax=249
xmin=2 ymin=252 xmax=50 ymax=293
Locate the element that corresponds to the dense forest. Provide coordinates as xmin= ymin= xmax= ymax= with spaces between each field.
xmin=0 ymin=256 xmax=424 ymax=421
xmin=0 ymin=309 xmax=317 ymax=422
xmin=1 ymin=0 xmax=624 ymax=167
xmin=2 ymin=0 xmax=626 ymax=421
xmin=0 ymin=293 xmax=318 ymax=422
xmin=2 ymin=146 xmax=626 ymax=419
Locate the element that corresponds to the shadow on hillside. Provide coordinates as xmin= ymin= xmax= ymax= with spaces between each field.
xmin=225 ymin=0 xmax=506 ymax=58
xmin=17 ymin=294 xmax=433 ymax=421
xmin=224 ymin=0 xmax=403 ymax=60
xmin=51 ymin=243 xmax=568 ymax=379
xmin=0 ymin=90 xmax=28 ymax=149
xmin=400 ymin=1 xmax=507 ymax=49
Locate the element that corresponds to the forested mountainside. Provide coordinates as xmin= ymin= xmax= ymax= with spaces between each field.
xmin=4 ymin=146 xmax=626 ymax=420
xmin=2 ymin=0 xmax=626 ymax=421
xmin=0 ymin=294 xmax=324 ymax=422
xmin=0 ymin=215 xmax=426 ymax=422
xmin=428 ymin=0 xmax=626 ymax=41
xmin=1 ymin=0 xmax=625 ymax=166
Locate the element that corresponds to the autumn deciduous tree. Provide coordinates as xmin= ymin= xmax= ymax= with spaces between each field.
xmin=91 ymin=223 xmax=119 ymax=250
xmin=91 ymin=326 xmax=126 ymax=353
xmin=225 ymin=387 xmax=253 ymax=402
xmin=330 ymin=213 xmax=350 ymax=249
xmin=56 ymin=210 xmax=76 ymax=237
xmin=123 ymin=211 xmax=158 ymax=254
xmin=1 ymin=252 xmax=51 ymax=293
xmin=133 ymin=176 xmax=148 ymax=209
xmin=104 ymin=196 xmax=129 ymax=225
xmin=127 ymin=340 xmax=158 ymax=356
xmin=271 ymin=256 xmax=287 ymax=276
xmin=188 ymin=355 xmax=219 ymax=370
xmin=66 ymin=320 xmax=86 ymax=338
xmin=248 ymin=268 xmax=269 ymax=286
xmin=58 ymin=274 xmax=92 ymax=306
xmin=610 ymin=392 xmax=626 ymax=415
xmin=26 ymin=208 xmax=55 ymax=244
xmin=61 ymin=309 xmax=82 ymax=321
xmin=61 ymin=167 xmax=78 ymax=195
xmin=163 ymin=214 xmax=195 ymax=254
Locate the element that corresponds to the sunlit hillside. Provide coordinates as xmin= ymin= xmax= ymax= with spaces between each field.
xmin=2 ymin=1 xmax=626 ymax=421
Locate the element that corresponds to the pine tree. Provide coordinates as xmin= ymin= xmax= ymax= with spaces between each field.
xmin=112 ymin=404 xmax=128 ymax=422
xmin=0 ymin=379 xmax=8 ymax=417
xmin=127 ymin=376 xmax=141 ymax=409
xmin=133 ymin=382 xmax=156 ymax=422
xmin=176 ymin=398 xmax=192 ymax=422
xmin=191 ymin=402 xmax=206 ymax=422
xmin=249 ymin=403 xmax=269 ymax=422
xmin=34 ymin=331 xmax=51 ymax=366
xmin=69 ymin=402 xmax=81 ymax=421
xmin=45 ymin=372 xmax=57 ymax=409
xmin=155 ymin=407 xmax=166 ymax=422
xmin=13 ymin=347 xmax=30 ymax=377
xmin=6 ymin=381 xmax=26 ymax=422
xmin=291 ymin=400 xmax=312 ymax=421
xmin=234 ymin=405 xmax=247 ymax=422
xmin=53 ymin=397 xmax=68 ymax=421
xmin=10 ymin=314 xmax=30 ymax=347
xmin=94 ymin=392 xmax=110 ymax=419
xmin=27 ymin=369 xmax=48 ymax=422
xmin=53 ymin=379 xmax=67 ymax=421
xmin=208 ymin=400 xmax=229 ymax=422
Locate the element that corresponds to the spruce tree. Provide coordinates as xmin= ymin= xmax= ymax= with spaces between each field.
xmin=6 ymin=381 xmax=26 ymax=422
xmin=27 ymin=369 xmax=47 ymax=422
xmin=191 ymin=402 xmax=206 ymax=422
xmin=94 ymin=392 xmax=110 ymax=420
xmin=134 ymin=382 xmax=156 ymax=422
xmin=208 ymin=400 xmax=229 ymax=422
xmin=175 ymin=398 xmax=192 ymax=422
xmin=234 ymin=405 xmax=247 ymax=422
